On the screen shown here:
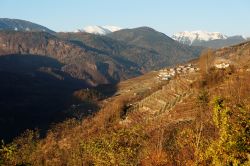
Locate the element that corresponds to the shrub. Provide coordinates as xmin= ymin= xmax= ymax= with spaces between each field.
xmin=0 ymin=140 xmax=17 ymax=165
xmin=203 ymin=97 xmax=250 ymax=165
xmin=0 ymin=130 xmax=39 ymax=165
xmin=80 ymin=127 xmax=146 ymax=166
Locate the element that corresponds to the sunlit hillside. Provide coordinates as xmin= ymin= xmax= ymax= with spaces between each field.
xmin=1 ymin=41 xmax=249 ymax=165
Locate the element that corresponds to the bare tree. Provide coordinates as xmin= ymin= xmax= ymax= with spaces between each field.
xmin=199 ymin=49 xmax=215 ymax=75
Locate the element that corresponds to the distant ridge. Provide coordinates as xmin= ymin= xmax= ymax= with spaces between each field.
xmin=0 ymin=18 xmax=55 ymax=33
xmin=172 ymin=30 xmax=246 ymax=48
xmin=172 ymin=31 xmax=228 ymax=45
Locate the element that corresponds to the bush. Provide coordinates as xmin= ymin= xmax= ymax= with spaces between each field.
xmin=0 ymin=130 xmax=39 ymax=165
xmin=203 ymin=97 xmax=250 ymax=165
xmin=80 ymin=127 xmax=146 ymax=166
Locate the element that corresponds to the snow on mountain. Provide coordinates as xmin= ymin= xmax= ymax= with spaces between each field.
xmin=102 ymin=26 xmax=122 ymax=32
xmin=172 ymin=31 xmax=228 ymax=45
xmin=0 ymin=18 xmax=55 ymax=33
xmin=76 ymin=25 xmax=122 ymax=35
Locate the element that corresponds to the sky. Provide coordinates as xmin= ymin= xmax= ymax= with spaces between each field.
xmin=1 ymin=0 xmax=250 ymax=37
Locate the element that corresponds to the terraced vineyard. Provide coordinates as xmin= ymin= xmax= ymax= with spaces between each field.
xmin=114 ymin=68 xmax=200 ymax=129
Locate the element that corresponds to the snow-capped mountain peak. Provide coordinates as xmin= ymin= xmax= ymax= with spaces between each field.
xmin=172 ymin=31 xmax=228 ymax=45
xmin=76 ymin=25 xmax=122 ymax=35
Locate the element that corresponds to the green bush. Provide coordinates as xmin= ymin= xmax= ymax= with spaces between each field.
xmin=204 ymin=97 xmax=250 ymax=165
xmin=0 ymin=140 xmax=17 ymax=165
xmin=81 ymin=127 xmax=146 ymax=166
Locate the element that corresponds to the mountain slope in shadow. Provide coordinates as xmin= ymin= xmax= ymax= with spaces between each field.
xmin=0 ymin=54 xmax=92 ymax=141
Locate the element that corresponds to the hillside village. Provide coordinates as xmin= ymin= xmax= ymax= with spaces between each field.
xmin=157 ymin=64 xmax=200 ymax=81
xmin=157 ymin=61 xmax=231 ymax=81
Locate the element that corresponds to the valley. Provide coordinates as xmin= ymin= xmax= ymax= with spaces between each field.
xmin=2 ymin=40 xmax=249 ymax=165
xmin=0 ymin=20 xmax=203 ymax=142
xmin=0 ymin=17 xmax=249 ymax=166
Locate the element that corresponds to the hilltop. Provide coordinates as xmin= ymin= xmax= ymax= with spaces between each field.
xmin=0 ymin=18 xmax=54 ymax=33
xmin=108 ymin=27 xmax=203 ymax=67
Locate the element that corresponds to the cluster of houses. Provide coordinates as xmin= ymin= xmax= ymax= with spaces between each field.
xmin=214 ymin=62 xmax=230 ymax=69
xmin=213 ymin=58 xmax=231 ymax=69
xmin=157 ymin=64 xmax=200 ymax=81
xmin=157 ymin=61 xmax=232 ymax=81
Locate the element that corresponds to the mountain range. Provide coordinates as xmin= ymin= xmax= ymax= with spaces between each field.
xmin=0 ymin=18 xmax=202 ymax=140
xmin=172 ymin=30 xmax=248 ymax=48
xmin=107 ymin=27 xmax=202 ymax=66
xmin=173 ymin=31 xmax=227 ymax=43
xmin=1 ymin=18 xmax=247 ymax=49
xmin=0 ymin=19 xmax=204 ymax=86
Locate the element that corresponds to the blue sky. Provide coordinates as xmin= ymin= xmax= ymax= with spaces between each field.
xmin=1 ymin=0 xmax=250 ymax=36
